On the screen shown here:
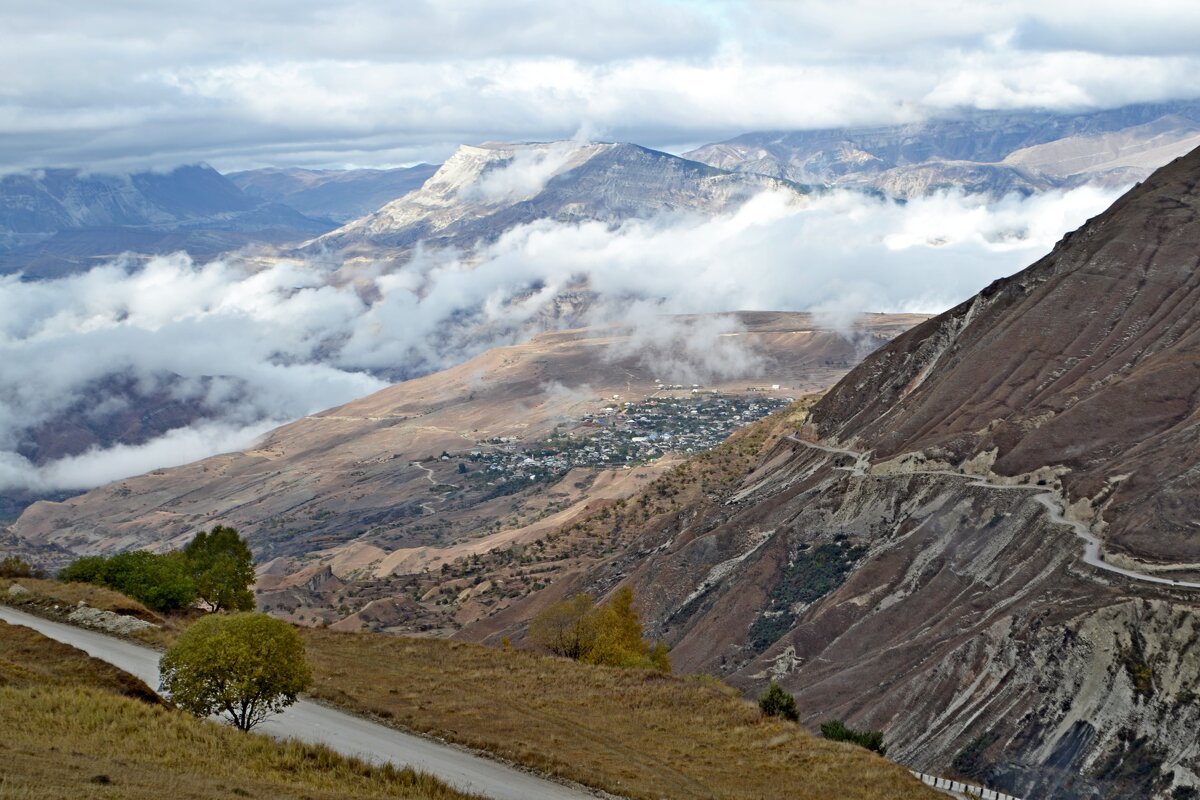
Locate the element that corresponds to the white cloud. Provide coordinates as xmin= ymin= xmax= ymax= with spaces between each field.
xmin=0 ymin=183 xmax=1124 ymax=492
xmin=1 ymin=1 xmax=1199 ymax=170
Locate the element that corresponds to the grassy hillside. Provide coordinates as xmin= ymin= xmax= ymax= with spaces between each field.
xmin=3 ymin=526 xmax=937 ymax=800
xmin=0 ymin=619 xmax=159 ymax=702
xmin=0 ymin=619 xmax=478 ymax=800
xmin=301 ymin=628 xmax=938 ymax=800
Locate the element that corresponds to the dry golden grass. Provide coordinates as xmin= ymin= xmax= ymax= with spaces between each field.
xmin=0 ymin=686 xmax=482 ymax=800
xmin=0 ymin=576 xmax=162 ymax=621
xmin=0 ymin=576 xmax=191 ymax=647
xmin=0 ymin=619 xmax=161 ymax=703
xmin=302 ymin=628 xmax=940 ymax=800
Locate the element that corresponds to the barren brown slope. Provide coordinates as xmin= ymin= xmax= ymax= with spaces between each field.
xmin=812 ymin=145 xmax=1200 ymax=565
xmin=465 ymin=148 xmax=1200 ymax=799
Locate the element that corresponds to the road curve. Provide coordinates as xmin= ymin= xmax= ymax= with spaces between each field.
xmin=0 ymin=605 xmax=601 ymax=800
xmin=784 ymin=435 xmax=1200 ymax=590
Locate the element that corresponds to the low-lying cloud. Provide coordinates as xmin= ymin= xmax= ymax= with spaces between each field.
xmin=0 ymin=183 xmax=1122 ymax=493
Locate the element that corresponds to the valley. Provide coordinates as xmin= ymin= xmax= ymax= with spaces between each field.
xmin=4 ymin=12 xmax=1200 ymax=796
xmin=9 ymin=311 xmax=926 ymax=636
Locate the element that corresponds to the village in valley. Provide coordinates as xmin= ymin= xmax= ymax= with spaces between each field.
xmin=448 ymin=387 xmax=794 ymax=495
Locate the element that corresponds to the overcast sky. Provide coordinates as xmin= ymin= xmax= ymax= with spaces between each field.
xmin=3 ymin=0 xmax=1200 ymax=172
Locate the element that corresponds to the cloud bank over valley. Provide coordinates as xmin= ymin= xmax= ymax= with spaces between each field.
xmin=0 ymin=182 xmax=1121 ymax=493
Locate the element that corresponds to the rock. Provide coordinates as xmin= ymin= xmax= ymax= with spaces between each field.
xmin=7 ymin=583 xmax=29 ymax=598
xmin=66 ymin=603 xmax=156 ymax=635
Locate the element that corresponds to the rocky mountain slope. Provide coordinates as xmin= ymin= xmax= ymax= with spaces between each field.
xmin=468 ymin=147 xmax=1200 ymax=798
xmin=0 ymin=165 xmax=334 ymax=278
xmin=686 ymin=100 xmax=1200 ymax=198
xmin=227 ymin=164 xmax=440 ymax=222
xmin=8 ymin=312 xmax=924 ymax=633
xmin=307 ymin=141 xmax=810 ymax=266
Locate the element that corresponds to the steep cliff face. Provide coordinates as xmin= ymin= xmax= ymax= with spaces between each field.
xmin=811 ymin=146 xmax=1200 ymax=566
xmin=468 ymin=147 xmax=1200 ymax=798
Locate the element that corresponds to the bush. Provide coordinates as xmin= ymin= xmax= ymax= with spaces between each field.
xmin=820 ymin=719 xmax=887 ymax=755
xmin=0 ymin=555 xmax=43 ymax=579
xmin=758 ymin=682 xmax=799 ymax=721
xmin=60 ymin=551 xmax=196 ymax=612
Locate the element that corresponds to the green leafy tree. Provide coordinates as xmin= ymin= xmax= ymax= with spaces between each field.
xmin=759 ymin=682 xmax=799 ymax=721
xmin=183 ymin=525 xmax=255 ymax=613
xmin=58 ymin=556 xmax=108 ymax=584
xmin=160 ymin=612 xmax=311 ymax=731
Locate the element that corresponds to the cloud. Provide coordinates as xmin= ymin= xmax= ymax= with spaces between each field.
xmin=1 ymin=1 xmax=1199 ymax=171
xmin=602 ymin=309 xmax=768 ymax=385
xmin=0 ymin=419 xmax=283 ymax=493
xmin=0 ymin=182 xmax=1124 ymax=493
xmin=468 ymin=141 xmax=584 ymax=202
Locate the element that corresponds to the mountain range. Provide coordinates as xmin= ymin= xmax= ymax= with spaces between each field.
xmin=0 ymin=165 xmax=334 ymax=278
xmin=303 ymin=141 xmax=811 ymax=269
xmin=5 ymin=100 xmax=1199 ymax=282
xmin=686 ymin=100 xmax=1200 ymax=198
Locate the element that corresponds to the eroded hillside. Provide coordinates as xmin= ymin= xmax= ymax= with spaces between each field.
xmin=466 ymin=148 xmax=1200 ymax=799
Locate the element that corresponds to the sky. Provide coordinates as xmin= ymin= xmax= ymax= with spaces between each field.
xmin=3 ymin=0 xmax=1200 ymax=171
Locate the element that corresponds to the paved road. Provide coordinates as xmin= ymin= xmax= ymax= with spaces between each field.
xmin=785 ymin=435 xmax=1200 ymax=590
xmin=0 ymin=606 xmax=600 ymax=800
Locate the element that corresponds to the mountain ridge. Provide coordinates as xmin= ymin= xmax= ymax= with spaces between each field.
xmin=460 ymin=145 xmax=1200 ymax=799
xmin=686 ymin=100 xmax=1200 ymax=198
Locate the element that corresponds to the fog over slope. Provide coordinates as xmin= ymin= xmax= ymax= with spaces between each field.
xmin=0 ymin=181 xmax=1120 ymax=494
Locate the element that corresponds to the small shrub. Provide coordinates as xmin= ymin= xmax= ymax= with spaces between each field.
xmin=758 ymin=682 xmax=799 ymax=721
xmin=0 ymin=556 xmax=43 ymax=579
xmin=820 ymin=719 xmax=887 ymax=756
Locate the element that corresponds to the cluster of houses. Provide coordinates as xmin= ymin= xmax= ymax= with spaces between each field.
xmin=455 ymin=393 xmax=793 ymax=489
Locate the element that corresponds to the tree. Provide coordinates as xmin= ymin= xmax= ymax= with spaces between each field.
xmin=528 ymin=587 xmax=671 ymax=673
xmin=160 ymin=612 xmax=311 ymax=731
xmin=183 ymin=526 xmax=255 ymax=613
xmin=529 ymin=593 xmax=597 ymax=659
xmin=585 ymin=586 xmax=653 ymax=668
xmin=0 ymin=555 xmax=43 ymax=579
xmin=759 ymin=682 xmax=799 ymax=721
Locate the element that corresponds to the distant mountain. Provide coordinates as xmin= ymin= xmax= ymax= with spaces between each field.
xmin=0 ymin=165 xmax=335 ymax=278
xmin=308 ymin=141 xmax=811 ymax=261
xmin=227 ymin=164 xmax=440 ymax=223
xmin=686 ymin=100 xmax=1200 ymax=198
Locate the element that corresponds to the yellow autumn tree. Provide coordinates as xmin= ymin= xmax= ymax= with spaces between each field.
xmin=529 ymin=586 xmax=670 ymax=673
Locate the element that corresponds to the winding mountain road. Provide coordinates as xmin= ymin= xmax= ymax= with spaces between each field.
xmin=785 ymin=435 xmax=1200 ymax=590
xmin=0 ymin=605 xmax=600 ymax=800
